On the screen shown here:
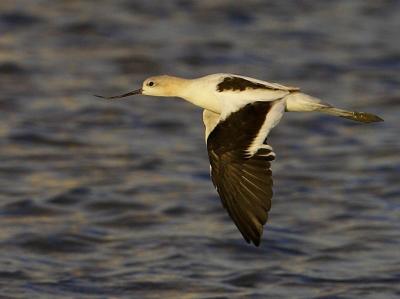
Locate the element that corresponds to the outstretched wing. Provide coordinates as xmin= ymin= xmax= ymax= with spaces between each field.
xmin=205 ymin=100 xmax=284 ymax=246
xmin=217 ymin=74 xmax=300 ymax=92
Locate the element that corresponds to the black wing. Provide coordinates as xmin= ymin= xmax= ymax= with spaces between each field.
xmin=207 ymin=102 xmax=275 ymax=246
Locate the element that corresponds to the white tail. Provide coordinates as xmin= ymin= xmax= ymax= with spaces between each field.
xmin=285 ymin=92 xmax=383 ymax=123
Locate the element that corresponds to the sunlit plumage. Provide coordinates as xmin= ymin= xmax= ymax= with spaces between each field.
xmin=96 ymin=73 xmax=383 ymax=246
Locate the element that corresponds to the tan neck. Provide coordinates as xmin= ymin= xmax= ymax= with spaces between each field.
xmin=160 ymin=75 xmax=221 ymax=113
xmin=163 ymin=76 xmax=192 ymax=97
xmin=178 ymin=77 xmax=221 ymax=113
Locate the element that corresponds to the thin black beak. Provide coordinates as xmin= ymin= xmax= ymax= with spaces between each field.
xmin=94 ymin=88 xmax=142 ymax=100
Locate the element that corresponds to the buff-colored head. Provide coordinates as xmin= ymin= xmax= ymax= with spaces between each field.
xmin=142 ymin=75 xmax=186 ymax=97
xmin=95 ymin=75 xmax=187 ymax=100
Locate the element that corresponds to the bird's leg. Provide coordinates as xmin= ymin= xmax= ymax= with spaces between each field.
xmin=285 ymin=92 xmax=383 ymax=123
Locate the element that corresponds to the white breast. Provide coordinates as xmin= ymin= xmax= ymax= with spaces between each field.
xmin=203 ymin=109 xmax=220 ymax=141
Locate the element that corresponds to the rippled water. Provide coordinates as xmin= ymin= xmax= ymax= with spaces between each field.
xmin=0 ymin=1 xmax=399 ymax=298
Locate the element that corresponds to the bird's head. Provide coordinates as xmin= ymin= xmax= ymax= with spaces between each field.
xmin=142 ymin=75 xmax=185 ymax=97
xmin=95 ymin=75 xmax=186 ymax=100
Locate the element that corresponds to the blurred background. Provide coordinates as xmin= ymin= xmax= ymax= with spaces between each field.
xmin=0 ymin=1 xmax=399 ymax=298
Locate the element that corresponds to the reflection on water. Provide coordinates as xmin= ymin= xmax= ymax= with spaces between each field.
xmin=0 ymin=1 xmax=399 ymax=298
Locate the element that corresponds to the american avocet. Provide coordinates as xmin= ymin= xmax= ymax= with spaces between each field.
xmin=96 ymin=73 xmax=383 ymax=246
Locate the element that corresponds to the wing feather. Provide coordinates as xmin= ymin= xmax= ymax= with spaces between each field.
xmin=206 ymin=101 xmax=278 ymax=246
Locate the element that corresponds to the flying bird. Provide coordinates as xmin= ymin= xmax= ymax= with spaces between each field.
xmin=96 ymin=73 xmax=383 ymax=246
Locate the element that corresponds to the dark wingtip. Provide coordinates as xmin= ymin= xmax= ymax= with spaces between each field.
xmin=252 ymin=229 xmax=262 ymax=247
xmin=94 ymin=94 xmax=107 ymax=99
xmin=253 ymin=239 xmax=261 ymax=247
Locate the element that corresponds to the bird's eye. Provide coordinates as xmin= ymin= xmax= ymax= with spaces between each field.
xmin=148 ymin=81 xmax=154 ymax=87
